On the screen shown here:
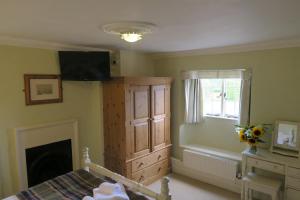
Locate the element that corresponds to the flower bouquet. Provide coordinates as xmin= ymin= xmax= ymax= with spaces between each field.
xmin=235 ymin=124 xmax=270 ymax=154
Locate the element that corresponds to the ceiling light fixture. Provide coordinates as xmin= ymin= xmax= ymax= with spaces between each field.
xmin=103 ymin=22 xmax=156 ymax=43
xmin=121 ymin=33 xmax=142 ymax=43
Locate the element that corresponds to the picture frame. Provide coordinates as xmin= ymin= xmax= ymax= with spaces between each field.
xmin=24 ymin=74 xmax=63 ymax=105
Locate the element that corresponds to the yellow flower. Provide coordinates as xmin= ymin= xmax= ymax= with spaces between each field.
xmin=239 ymin=129 xmax=245 ymax=135
xmin=239 ymin=134 xmax=247 ymax=142
xmin=239 ymin=130 xmax=247 ymax=142
xmin=252 ymin=127 xmax=264 ymax=138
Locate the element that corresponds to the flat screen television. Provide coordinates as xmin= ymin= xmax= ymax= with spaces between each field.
xmin=58 ymin=51 xmax=110 ymax=81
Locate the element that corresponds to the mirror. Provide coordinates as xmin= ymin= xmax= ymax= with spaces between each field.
xmin=271 ymin=120 xmax=300 ymax=157
xmin=277 ymin=123 xmax=297 ymax=147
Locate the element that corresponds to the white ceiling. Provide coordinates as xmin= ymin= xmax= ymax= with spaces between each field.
xmin=0 ymin=0 xmax=300 ymax=52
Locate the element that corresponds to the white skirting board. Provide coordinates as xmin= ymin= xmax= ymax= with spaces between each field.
xmin=171 ymin=157 xmax=241 ymax=193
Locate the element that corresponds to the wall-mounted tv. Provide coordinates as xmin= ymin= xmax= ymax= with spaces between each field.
xmin=58 ymin=51 xmax=110 ymax=81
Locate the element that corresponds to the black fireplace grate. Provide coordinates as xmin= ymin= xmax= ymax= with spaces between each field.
xmin=25 ymin=139 xmax=73 ymax=187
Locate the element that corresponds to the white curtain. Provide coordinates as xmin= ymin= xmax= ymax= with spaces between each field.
xmin=239 ymin=69 xmax=252 ymax=126
xmin=184 ymin=79 xmax=203 ymax=123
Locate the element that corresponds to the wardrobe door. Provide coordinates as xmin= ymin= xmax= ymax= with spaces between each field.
xmin=151 ymin=85 xmax=171 ymax=151
xmin=129 ymin=85 xmax=151 ymax=158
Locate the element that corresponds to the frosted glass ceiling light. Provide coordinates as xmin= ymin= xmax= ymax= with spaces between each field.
xmin=103 ymin=22 xmax=156 ymax=43
xmin=121 ymin=33 xmax=142 ymax=43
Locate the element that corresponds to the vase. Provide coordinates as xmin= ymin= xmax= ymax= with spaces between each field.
xmin=249 ymin=145 xmax=257 ymax=154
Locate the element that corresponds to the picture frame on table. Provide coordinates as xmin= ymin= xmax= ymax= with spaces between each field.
xmin=24 ymin=74 xmax=63 ymax=105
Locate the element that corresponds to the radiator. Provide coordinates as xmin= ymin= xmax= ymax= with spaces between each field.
xmin=183 ymin=149 xmax=239 ymax=181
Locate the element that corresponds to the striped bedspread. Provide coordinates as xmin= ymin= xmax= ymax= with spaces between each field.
xmin=16 ymin=169 xmax=148 ymax=200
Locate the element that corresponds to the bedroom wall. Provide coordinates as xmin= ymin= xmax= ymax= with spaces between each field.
xmin=0 ymin=46 xmax=154 ymax=198
xmin=153 ymin=47 xmax=300 ymax=159
xmin=120 ymin=50 xmax=154 ymax=76
xmin=0 ymin=45 xmax=103 ymax=197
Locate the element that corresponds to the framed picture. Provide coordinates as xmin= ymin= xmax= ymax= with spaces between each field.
xmin=24 ymin=74 xmax=63 ymax=105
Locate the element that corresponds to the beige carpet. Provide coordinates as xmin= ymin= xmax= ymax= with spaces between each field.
xmin=147 ymin=173 xmax=240 ymax=200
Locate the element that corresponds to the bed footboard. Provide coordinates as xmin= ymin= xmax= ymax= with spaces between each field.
xmin=82 ymin=147 xmax=171 ymax=200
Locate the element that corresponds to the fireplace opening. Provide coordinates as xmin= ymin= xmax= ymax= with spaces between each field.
xmin=26 ymin=139 xmax=73 ymax=187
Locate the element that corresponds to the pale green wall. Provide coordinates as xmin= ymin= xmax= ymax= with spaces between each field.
xmin=153 ymin=47 xmax=300 ymax=159
xmin=120 ymin=50 xmax=154 ymax=76
xmin=0 ymin=46 xmax=155 ymax=198
xmin=0 ymin=45 xmax=103 ymax=197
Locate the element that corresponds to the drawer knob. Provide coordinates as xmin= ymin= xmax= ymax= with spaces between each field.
xmin=139 ymin=175 xmax=144 ymax=182
xmin=158 ymin=167 xmax=162 ymax=172
xmin=138 ymin=162 xmax=144 ymax=168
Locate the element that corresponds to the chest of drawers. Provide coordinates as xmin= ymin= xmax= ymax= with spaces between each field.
xmin=132 ymin=147 xmax=170 ymax=173
xmin=129 ymin=147 xmax=171 ymax=184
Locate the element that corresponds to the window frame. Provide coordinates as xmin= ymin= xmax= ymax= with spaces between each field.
xmin=202 ymin=78 xmax=241 ymax=120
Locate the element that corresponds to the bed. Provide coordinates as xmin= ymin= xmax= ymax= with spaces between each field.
xmin=4 ymin=148 xmax=171 ymax=200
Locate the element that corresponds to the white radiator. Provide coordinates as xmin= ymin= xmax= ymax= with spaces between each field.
xmin=183 ymin=149 xmax=239 ymax=181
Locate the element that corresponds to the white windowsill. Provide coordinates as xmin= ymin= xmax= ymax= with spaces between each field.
xmin=204 ymin=115 xmax=238 ymax=121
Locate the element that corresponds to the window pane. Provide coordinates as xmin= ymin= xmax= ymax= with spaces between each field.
xmin=223 ymin=79 xmax=241 ymax=118
xmin=201 ymin=79 xmax=222 ymax=116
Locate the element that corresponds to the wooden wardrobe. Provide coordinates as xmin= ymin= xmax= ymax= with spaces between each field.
xmin=103 ymin=77 xmax=172 ymax=185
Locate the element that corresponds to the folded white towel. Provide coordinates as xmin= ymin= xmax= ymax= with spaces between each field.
xmin=95 ymin=182 xmax=117 ymax=195
xmin=82 ymin=196 xmax=95 ymax=200
xmin=82 ymin=182 xmax=129 ymax=200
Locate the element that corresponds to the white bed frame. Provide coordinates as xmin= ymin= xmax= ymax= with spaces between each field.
xmin=82 ymin=147 xmax=171 ymax=200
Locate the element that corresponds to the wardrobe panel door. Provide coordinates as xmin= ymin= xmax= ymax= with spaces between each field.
xmin=130 ymin=85 xmax=151 ymax=158
xmin=151 ymin=85 xmax=171 ymax=151
xmin=153 ymin=118 xmax=166 ymax=148
xmin=134 ymin=122 xmax=150 ymax=153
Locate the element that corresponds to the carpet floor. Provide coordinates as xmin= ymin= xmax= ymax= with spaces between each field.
xmin=147 ymin=173 xmax=240 ymax=200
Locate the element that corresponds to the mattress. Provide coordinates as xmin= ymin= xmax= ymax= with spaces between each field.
xmin=4 ymin=169 xmax=148 ymax=200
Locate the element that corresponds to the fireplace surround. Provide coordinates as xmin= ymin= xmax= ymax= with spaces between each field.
xmin=11 ymin=120 xmax=79 ymax=191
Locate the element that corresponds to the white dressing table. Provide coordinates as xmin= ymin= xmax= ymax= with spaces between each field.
xmin=242 ymin=148 xmax=300 ymax=200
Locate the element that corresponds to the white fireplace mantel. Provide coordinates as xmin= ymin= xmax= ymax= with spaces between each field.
xmin=10 ymin=119 xmax=79 ymax=191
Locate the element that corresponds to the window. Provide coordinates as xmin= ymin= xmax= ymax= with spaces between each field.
xmin=201 ymin=78 xmax=241 ymax=119
xmin=183 ymin=69 xmax=250 ymax=124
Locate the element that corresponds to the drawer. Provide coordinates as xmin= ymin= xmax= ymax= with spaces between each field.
xmin=287 ymin=188 xmax=300 ymax=200
xmin=287 ymin=177 xmax=300 ymax=190
xmin=287 ymin=167 xmax=300 ymax=179
xmin=132 ymin=159 xmax=169 ymax=183
xmin=247 ymin=157 xmax=285 ymax=174
xmin=132 ymin=148 xmax=169 ymax=172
